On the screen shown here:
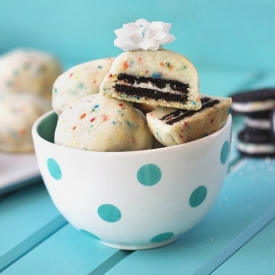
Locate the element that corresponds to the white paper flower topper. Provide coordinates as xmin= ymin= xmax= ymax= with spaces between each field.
xmin=114 ymin=19 xmax=176 ymax=51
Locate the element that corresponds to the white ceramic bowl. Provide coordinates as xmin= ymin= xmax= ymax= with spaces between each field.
xmin=32 ymin=110 xmax=232 ymax=250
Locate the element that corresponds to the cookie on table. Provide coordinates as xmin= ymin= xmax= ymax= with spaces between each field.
xmin=54 ymin=93 xmax=154 ymax=152
xmin=270 ymin=108 xmax=275 ymax=140
xmin=52 ymin=58 xmax=114 ymax=115
xmin=237 ymin=127 xmax=275 ymax=157
xmin=100 ymin=49 xmax=201 ymax=111
xmin=0 ymin=93 xmax=52 ymax=153
xmin=244 ymin=110 xmax=272 ymax=129
xmin=0 ymin=49 xmax=62 ymax=101
xmin=230 ymin=88 xmax=275 ymax=115
xmin=146 ymin=95 xmax=232 ymax=147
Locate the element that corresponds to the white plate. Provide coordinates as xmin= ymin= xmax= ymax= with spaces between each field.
xmin=0 ymin=152 xmax=41 ymax=194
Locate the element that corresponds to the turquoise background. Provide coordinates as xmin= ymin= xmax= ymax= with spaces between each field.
xmin=0 ymin=0 xmax=274 ymax=71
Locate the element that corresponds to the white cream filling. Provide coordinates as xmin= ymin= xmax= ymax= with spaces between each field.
xmin=118 ymin=80 xmax=185 ymax=95
xmin=244 ymin=117 xmax=271 ymax=129
xmin=232 ymin=100 xmax=275 ymax=112
xmin=237 ymin=141 xmax=275 ymax=154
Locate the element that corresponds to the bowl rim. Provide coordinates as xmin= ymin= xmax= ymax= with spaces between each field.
xmin=32 ymin=110 xmax=232 ymax=155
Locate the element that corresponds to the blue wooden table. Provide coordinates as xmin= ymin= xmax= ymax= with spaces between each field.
xmin=1 ymin=1 xmax=275 ymax=273
xmin=1 ymin=68 xmax=275 ymax=275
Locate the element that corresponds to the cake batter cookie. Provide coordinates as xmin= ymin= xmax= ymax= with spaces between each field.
xmin=100 ymin=49 xmax=201 ymax=111
xmin=54 ymin=93 xmax=153 ymax=152
xmin=237 ymin=127 xmax=275 ymax=157
xmin=0 ymin=93 xmax=51 ymax=153
xmin=230 ymin=88 xmax=275 ymax=114
xmin=52 ymin=58 xmax=114 ymax=115
xmin=133 ymin=102 xmax=156 ymax=115
xmin=146 ymin=95 xmax=232 ymax=147
xmin=0 ymin=49 xmax=62 ymax=101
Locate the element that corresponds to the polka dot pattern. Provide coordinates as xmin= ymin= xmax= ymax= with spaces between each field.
xmin=151 ymin=232 xmax=174 ymax=243
xmin=137 ymin=164 xmax=162 ymax=186
xmin=46 ymin=117 xmax=230 ymax=248
xmin=80 ymin=229 xmax=100 ymax=240
xmin=98 ymin=204 xmax=121 ymax=223
xmin=189 ymin=186 xmax=207 ymax=207
xmin=220 ymin=140 xmax=230 ymax=164
xmin=47 ymin=158 xmax=62 ymax=180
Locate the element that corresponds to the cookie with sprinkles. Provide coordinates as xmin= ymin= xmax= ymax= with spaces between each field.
xmin=54 ymin=93 xmax=153 ymax=152
xmin=0 ymin=92 xmax=51 ymax=153
xmin=52 ymin=58 xmax=114 ymax=115
xmin=100 ymin=19 xmax=201 ymax=111
xmin=146 ymin=95 xmax=231 ymax=147
xmin=0 ymin=48 xmax=62 ymax=101
xmin=100 ymin=49 xmax=201 ymax=111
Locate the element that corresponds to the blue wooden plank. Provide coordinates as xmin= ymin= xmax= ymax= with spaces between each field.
xmin=106 ymin=158 xmax=275 ymax=275
xmin=194 ymin=203 xmax=275 ymax=275
xmin=2 ymin=224 xmax=119 ymax=275
xmin=0 ymin=183 xmax=62 ymax=259
xmin=0 ymin=215 xmax=66 ymax=273
xmin=213 ymin=214 xmax=275 ymax=275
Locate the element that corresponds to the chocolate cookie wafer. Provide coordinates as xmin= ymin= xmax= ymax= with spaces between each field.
xmin=244 ymin=110 xmax=272 ymax=129
xmin=231 ymin=88 xmax=275 ymax=114
xmin=270 ymin=108 xmax=275 ymax=141
xmin=237 ymin=127 xmax=275 ymax=157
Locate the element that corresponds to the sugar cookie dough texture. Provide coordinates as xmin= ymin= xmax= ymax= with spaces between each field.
xmin=146 ymin=95 xmax=232 ymax=146
xmin=100 ymin=49 xmax=201 ymax=111
xmin=0 ymin=49 xmax=62 ymax=101
xmin=52 ymin=58 xmax=114 ymax=115
xmin=0 ymin=93 xmax=52 ymax=153
xmin=0 ymin=48 xmax=62 ymax=153
xmin=54 ymin=94 xmax=153 ymax=152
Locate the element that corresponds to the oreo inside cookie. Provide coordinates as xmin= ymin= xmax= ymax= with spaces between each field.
xmin=114 ymin=73 xmax=189 ymax=102
xmin=161 ymin=97 xmax=220 ymax=125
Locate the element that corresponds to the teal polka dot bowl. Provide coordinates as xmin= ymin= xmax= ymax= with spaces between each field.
xmin=32 ymin=110 xmax=232 ymax=250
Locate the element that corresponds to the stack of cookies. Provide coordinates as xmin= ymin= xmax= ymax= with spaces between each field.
xmin=231 ymin=88 xmax=275 ymax=157
xmin=53 ymin=19 xmax=232 ymax=152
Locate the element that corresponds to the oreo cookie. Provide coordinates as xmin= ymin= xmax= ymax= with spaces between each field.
xmin=231 ymin=88 xmax=275 ymax=157
xmin=231 ymin=88 xmax=275 ymax=115
xmin=244 ymin=110 xmax=272 ymax=129
xmin=271 ymin=108 xmax=275 ymax=140
xmin=237 ymin=127 xmax=275 ymax=157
